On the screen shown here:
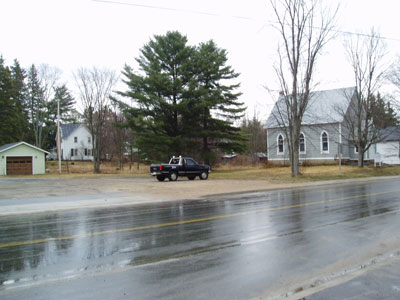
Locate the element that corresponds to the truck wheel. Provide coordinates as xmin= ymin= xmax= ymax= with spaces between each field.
xmin=169 ymin=172 xmax=178 ymax=181
xmin=156 ymin=175 xmax=165 ymax=182
xmin=199 ymin=171 xmax=208 ymax=180
xmin=188 ymin=176 xmax=196 ymax=180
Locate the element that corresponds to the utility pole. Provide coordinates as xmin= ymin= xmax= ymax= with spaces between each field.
xmin=338 ymin=124 xmax=342 ymax=176
xmin=57 ymin=98 xmax=61 ymax=174
xmin=338 ymin=143 xmax=342 ymax=176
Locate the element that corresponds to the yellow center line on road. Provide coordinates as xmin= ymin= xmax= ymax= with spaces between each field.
xmin=0 ymin=189 xmax=399 ymax=249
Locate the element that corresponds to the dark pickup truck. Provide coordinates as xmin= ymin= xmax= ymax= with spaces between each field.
xmin=150 ymin=156 xmax=210 ymax=181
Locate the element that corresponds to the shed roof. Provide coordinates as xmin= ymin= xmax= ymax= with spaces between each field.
xmin=379 ymin=126 xmax=400 ymax=142
xmin=265 ymin=87 xmax=356 ymax=129
xmin=0 ymin=142 xmax=49 ymax=154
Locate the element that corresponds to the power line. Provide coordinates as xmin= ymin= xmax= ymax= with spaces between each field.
xmin=336 ymin=29 xmax=400 ymax=42
xmin=92 ymin=0 xmax=400 ymax=42
xmin=92 ymin=0 xmax=252 ymax=20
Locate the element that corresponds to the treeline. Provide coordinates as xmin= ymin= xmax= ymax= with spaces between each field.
xmin=1 ymin=31 xmax=261 ymax=168
xmin=0 ymin=57 xmax=76 ymax=149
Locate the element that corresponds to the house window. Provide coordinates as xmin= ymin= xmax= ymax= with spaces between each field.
xmin=355 ymin=145 xmax=359 ymax=154
xmin=85 ymin=148 xmax=88 ymax=156
xmin=88 ymin=137 xmax=91 ymax=143
xmin=299 ymin=133 xmax=305 ymax=153
xmin=74 ymin=149 xmax=78 ymax=156
xmin=74 ymin=137 xmax=78 ymax=143
xmin=277 ymin=134 xmax=284 ymax=154
xmin=321 ymin=131 xmax=329 ymax=152
xmin=71 ymin=148 xmax=74 ymax=157
xmin=88 ymin=149 xmax=92 ymax=156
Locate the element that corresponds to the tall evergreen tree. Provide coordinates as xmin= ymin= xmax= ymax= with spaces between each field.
xmin=10 ymin=59 xmax=31 ymax=143
xmin=44 ymin=84 xmax=76 ymax=149
xmin=0 ymin=56 xmax=15 ymax=145
xmin=0 ymin=57 xmax=33 ymax=145
xmin=371 ymin=93 xmax=399 ymax=128
xmin=120 ymin=31 xmax=194 ymax=162
xmin=187 ymin=40 xmax=246 ymax=164
xmin=119 ymin=32 xmax=246 ymax=164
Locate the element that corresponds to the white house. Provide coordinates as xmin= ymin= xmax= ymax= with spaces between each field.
xmin=374 ymin=126 xmax=400 ymax=165
xmin=60 ymin=124 xmax=93 ymax=161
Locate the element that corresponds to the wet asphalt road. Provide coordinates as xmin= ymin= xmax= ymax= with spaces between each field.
xmin=307 ymin=257 xmax=400 ymax=300
xmin=1 ymin=178 xmax=400 ymax=299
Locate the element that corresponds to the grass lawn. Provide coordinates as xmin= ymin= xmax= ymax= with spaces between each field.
xmin=45 ymin=160 xmax=149 ymax=178
xmin=43 ymin=161 xmax=400 ymax=183
xmin=210 ymin=164 xmax=400 ymax=183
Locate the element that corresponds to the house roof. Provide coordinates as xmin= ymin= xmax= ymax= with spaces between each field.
xmin=222 ymin=154 xmax=237 ymax=159
xmin=379 ymin=126 xmax=400 ymax=142
xmin=0 ymin=142 xmax=49 ymax=154
xmin=265 ymin=87 xmax=356 ymax=129
xmin=60 ymin=124 xmax=83 ymax=139
xmin=256 ymin=152 xmax=268 ymax=158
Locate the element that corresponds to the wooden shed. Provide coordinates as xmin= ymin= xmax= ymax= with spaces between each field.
xmin=0 ymin=142 xmax=49 ymax=176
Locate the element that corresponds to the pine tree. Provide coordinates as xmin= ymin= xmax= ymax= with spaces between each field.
xmin=10 ymin=59 xmax=31 ymax=143
xmin=120 ymin=31 xmax=194 ymax=161
xmin=187 ymin=40 xmax=246 ymax=164
xmin=120 ymin=32 xmax=247 ymax=164
xmin=372 ymin=93 xmax=399 ymax=128
xmin=0 ymin=56 xmax=15 ymax=145
xmin=44 ymin=84 xmax=76 ymax=149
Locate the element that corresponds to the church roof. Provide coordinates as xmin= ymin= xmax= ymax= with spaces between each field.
xmin=265 ymin=87 xmax=356 ymax=128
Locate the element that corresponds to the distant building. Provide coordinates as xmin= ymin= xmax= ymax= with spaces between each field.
xmin=256 ymin=152 xmax=268 ymax=163
xmin=60 ymin=124 xmax=93 ymax=161
xmin=221 ymin=153 xmax=238 ymax=164
xmin=373 ymin=126 xmax=400 ymax=165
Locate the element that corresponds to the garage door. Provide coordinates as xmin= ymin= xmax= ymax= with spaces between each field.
xmin=6 ymin=156 xmax=33 ymax=175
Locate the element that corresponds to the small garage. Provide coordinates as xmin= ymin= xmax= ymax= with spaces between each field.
xmin=0 ymin=142 xmax=49 ymax=176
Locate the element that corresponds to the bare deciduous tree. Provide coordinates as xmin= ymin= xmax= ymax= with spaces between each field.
xmin=241 ymin=112 xmax=267 ymax=163
xmin=27 ymin=64 xmax=60 ymax=148
xmin=110 ymin=105 xmax=129 ymax=171
xmin=387 ymin=56 xmax=400 ymax=112
xmin=270 ymin=0 xmax=337 ymax=176
xmin=343 ymin=29 xmax=387 ymax=167
xmin=101 ymin=105 xmax=129 ymax=170
xmin=38 ymin=64 xmax=60 ymax=105
xmin=74 ymin=67 xmax=118 ymax=173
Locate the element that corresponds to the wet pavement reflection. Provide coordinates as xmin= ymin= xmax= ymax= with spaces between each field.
xmin=1 ymin=179 xmax=400 ymax=299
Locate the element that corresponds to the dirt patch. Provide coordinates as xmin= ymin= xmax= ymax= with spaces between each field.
xmin=0 ymin=177 xmax=301 ymax=201
xmin=3 ymin=172 xmax=400 ymax=201
xmin=116 ymin=178 xmax=305 ymax=200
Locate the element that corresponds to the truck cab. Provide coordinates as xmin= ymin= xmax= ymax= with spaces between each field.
xmin=150 ymin=156 xmax=210 ymax=181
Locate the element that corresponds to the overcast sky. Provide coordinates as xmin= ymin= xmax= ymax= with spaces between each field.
xmin=1 ymin=0 xmax=400 ymax=120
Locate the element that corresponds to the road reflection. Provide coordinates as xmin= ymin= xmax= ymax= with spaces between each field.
xmin=1 ymin=180 xmax=400 ymax=291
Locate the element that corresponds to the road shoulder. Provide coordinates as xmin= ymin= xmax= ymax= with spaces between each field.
xmin=0 ymin=175 xmax=399 ymax=216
